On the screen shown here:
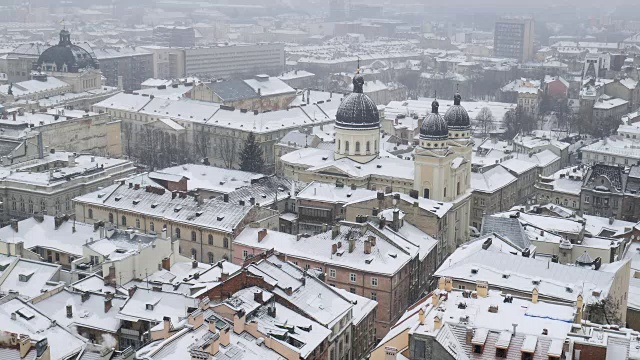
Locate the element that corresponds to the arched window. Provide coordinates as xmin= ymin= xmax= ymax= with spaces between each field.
xmin=191 ymin=231 xmax=197 ymax=242
xmin=28 ymin=199 xmax=33 ymax=214
xmin=573 ymin=201 xmax=577 ymax=208
xmin=208 ymin=252 xmax=214 ymax=264
xmin=135 ymin=219 xmax=140 ymax=228
xmin=355 ymin=141 xmax=360 ymax=153
xmin=555 ymin=198 xmax=560 ymax=204
xmin=108 ymin=213 xmax=114 ymax=223
xmin=191 ymin=248 xmax=197 ymax=259
xmin=223 ymin=238 xmax=229 ymax=249
xmin=338 ymin=139 xmax=341 ymax=151
xmin=423 ymin=188 xmax=430 ymax=199
xmin=345 ymin=141 xmax=350 ymax=152
xmin=208 ymin=234 xmax=214 ymax=245
xmin=19 ymin=197 xmax=25 ymax=213
xmin=121 ymin=216 xmax=127 ymax=227
xmin=366 ymin=141 xmax=370 ymax=152
xmin=150 ymin=222 xmax=155 ymax=232
xmin=175 ymin=228 xmax=181 ymax=239
xmin=88 ymin=209 xmax=93 ymax=219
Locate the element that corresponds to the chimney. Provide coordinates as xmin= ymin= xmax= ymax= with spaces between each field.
xmin=392 ymin=209 xmax=401 ymax=230
xmin=66 ymin=305 xmax=73 ymax=318
xmin=432 ymin=292 xmax=439 ymax=306
xmin=433 ymin=314 xmax=442 ymax=330
xmin=384 ymin=347 xmax=398 ymax=360
xmin=364 ymin=239 xmax=372 ymax=254
xmin=542 ymin=328 xmax=548 ymax=335
xmin=532 ymin=287 xmax=539 ymax=304
xmin=609 ymin=217 xmax=615 ymax=225
xmin=192 ymin=260 xmax=198 ymax=269
xmin=10 ymin=219 xmax=18 ymax=232
xmin=161 ymin=257 xmax=171 ymax=271
xmin=476 ymin=280 xmax=488 ymax=298
xmin=267 ymin=303 xmax=276 ymax=317
xmin=253 ymin=289 xmax=264 ymax=304
xmin=233 ymin=310 xmax=246 ymax=334
xmin=512 ymin=323 xmax=518 ymax=335
xmin=418 ymin=308 xmax=425 ymax=324
xmin=68 ymin=153 xmax=76 ymax=167
xmin=444 ymin=277 xmax=453 ymax=292
xmin=379 ymin=216 xmax=386 ymax=229
xmin=220 ymin=326 xmax=230 ymax=347
xmin=575 ymin=294 xmax=584 ymax=324
xmin=258 ymin=229 xmax=268 ymax=242
xmin=223 ymin=194 xmax=229 ymax=203
xmin=249 ymin=197 xmax=255 ymax=205
xmin=331 ymin=243 xmax=338 ymax=254
xmin=438 ymin=277 xmax=446 ymax=291
xmin=104 ymin=293 xmax=114 ymax=313
xmin=465 ymin=327 xmax=474 ymax=344
xmin=208 ymin=333 xmax=220 ymax=356
xmin=348 ymin=238 xmax=356 ymax=253
xmin=19 ymin=335 xmax=31 ymax=358
xmin=332 ymin=225 xmax=340 ymax=239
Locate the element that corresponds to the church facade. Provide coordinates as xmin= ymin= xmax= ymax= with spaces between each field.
xmin=281 ymin=72 xmax=473 ymax=251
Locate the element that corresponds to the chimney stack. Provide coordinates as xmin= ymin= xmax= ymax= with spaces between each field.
xmin=331 ymin=243 xmax=338 ymax=254
xmin=19 ymin=335 xmax=31 ymax=359
xmin=10 ymin=219 xmax=18 ymax=232
xmin=332 ymin=224 xmax=340 ymax=239
xmin=258 ymin=229 xmax=268 ymax=242
xmin=348 ymin=238 xmax=355 ymax=253
xmin=465 ymin=327 xmax=474 ymax=344
xmin=253 ymin=289 xmax=264 ymax=304
xmin=364 ymin=239 xmax=372 ymax=254
xmin=66 ymin=305 xmax=73 ymax=318
xmin=392 ymin=209 xmax=401 ymax=230
xmin=161 ymin=257 xmax=171 ymax=271
xmin=476 ymin=280 xmax=488 ymax=298
xmin=532 ymin=288 xmax=539 ymax=304
xmin=192 ymin=260 xmax=198 ymax=269
xmin=104 ymin=294 xmax=113 ymax=313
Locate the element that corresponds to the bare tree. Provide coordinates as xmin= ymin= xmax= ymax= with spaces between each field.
xmin=589 ymin=297 xmax=623 ymax=326
xmin=475 ymin=107 xmax=495 ymax=136
xmin=219 ymin=137 xmax=238 ymax=169
xmin=503 ymin=106 xmax=535 ymax=139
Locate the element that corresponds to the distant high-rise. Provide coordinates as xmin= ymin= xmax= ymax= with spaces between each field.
xmin=329 ymin=0 xmax=349 ymax=21
xmin=494 ymin=17 xmax=535 ymax=62
xmin=153 ymin=26 xmax=195 ymax=48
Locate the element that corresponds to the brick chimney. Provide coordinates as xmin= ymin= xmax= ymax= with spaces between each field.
xmin=233 ymin=310 xmax=246 ymax=334
xmin=364 ymin=239 xmax=372 ymax=254
xmin=418 ymin=308 xmax=425 ymax=324
xmin=368 ymin=235 xmax=376 ymax=246
xmin=331 ymin=243 xmax=338 ymax=254
xmin=161 ymin=257 xmax=171 ymax=271
xmin=433 ymin=313 xmax=442 ymax=330
xmin=476 ymin=280 xmax=488 ymax=298
xmin=220 ymin=326 xmax=230 ymax=347
xmin=392 ymin=209 xmax=401 ymax=230
xmin=253 ymin=289 xmax=264 ymax=304
xmin=465 ymin=327 xmax=474 ymax=344
xmin=385 ymin=346 xmax=398 ymax=360
xmin=532 ymin=287 xmax=539 ymax=304
xmin=332 ymin=224 xmax=340 ymax=239
xmin=208 ymin=333 xmax=220 ymax=356
xmin=19 ymin=335 xmax=31 ymax=358
xmin=258 ymin=229 xmax=268 ymax=242
xmin=348 ymin=238 xmax=355 ymax=253
xmin=104 ymin=293 xmax=113 ymax=313
xmin=10 ymin=219 xmax=18 ymax=232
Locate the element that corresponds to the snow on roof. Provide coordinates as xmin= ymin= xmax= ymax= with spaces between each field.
xmin=581 ymin=136 xmax=640 ymax=160
xmin=583 ymin=215 xmax=635 ymax=238
xmin=243 ymin=75 xmax=295 ymax=97
xmin=236 ymin=224 xmax=414 ymax=276
xmin=480 ymin=216 xmax=531 ymax=250
xmin=493 ymin=211 xmax=584 ymax=235
xmin=247 ymin=257 xmax=353 ymax=327
xmin=384 ymin=98 xmax=516 ymax=126
xmin=156 ymin=164 xmax=264 ymax=194
xmin=593 ymin=97 xmax=628 ymax=110
xmin=515 ymin=150 xmax=561 ymax=168
xmin=118 ymin=288 xmax=197 ymax=324
xmin=74 ymin=182 xmax=255 ymax=233
xmin=0 ymin=258 xmax=61 ymax=299
xmin=32 ymin=289 xmax=125 ymax=333
xmin=436 ymin=251 xmax=619 ymax=304
xmin=0 ymin=215 xmax=97 ymax=256
xmin=0 ymin=298 xmax=86 ymax=360
xmin=333 ymin=287 xmax=377 ymax=325
xmin=0 ymin=76 xmax=70 ymax=98
xmin=471 ymin=166 xmax=517 ymax=193
xmin=86 ymin=232 xmax=158 ymax=261
xmin=278 ymin=70 xmax=315 ymax=80
xmin=537 ymin=165 xmax=587 ymax=195
xmin=501 ymin=79 xmax=541 ymax=94
xmin=69 ymin=274 xmax=119 ymax=294
xmin=297 ymin=181 xmax=377 ymax=203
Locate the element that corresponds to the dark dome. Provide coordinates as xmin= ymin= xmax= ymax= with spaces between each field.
xmin=36 ymin=30 xmax=98 ymax=73
xmin=336 ymin=74 xmax=380 ymax=129
xmin=420 ymin=99 xmax=448 ymax=141
xmin=444 ymin=93 xmax=470 ymax=131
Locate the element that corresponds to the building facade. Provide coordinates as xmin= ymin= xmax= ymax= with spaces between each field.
xmin=494 ymin=17 xmax=535 ymax=62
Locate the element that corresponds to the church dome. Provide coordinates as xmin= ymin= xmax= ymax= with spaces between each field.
xmin=444 ymin=93 xmax=470 ymax=131
xmin=420 ymin=99 xmax=448 ymax=141
xmin=335 ymin=74 xmax=380 ymax=129
xmin=36 ymin=29 xmax=98 ymax=73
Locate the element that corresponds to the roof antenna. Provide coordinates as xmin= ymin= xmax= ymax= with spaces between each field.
xmin=356 ymin=55 xmax=361 ymax=73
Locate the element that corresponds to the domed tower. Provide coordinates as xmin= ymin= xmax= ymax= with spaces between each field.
xmin=444 ymin=92 xmax=471 ymax=140
xmin=419 ymin=99 xmax=449 ymax=149
xmin=334 ymin=71 xmax=381 ymax=163
xmin=36 ymin=29 xmax=99 ymax=73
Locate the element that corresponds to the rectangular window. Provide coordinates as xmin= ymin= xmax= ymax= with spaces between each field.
xmin=329 ymin=269 xmax=336 ymax=278
xmin=371 ymin=277 xmax=378 ymax=287
xmin=371 ymin=292 xmax=377 ymax=301
xmin=584 ymin=196 xmax=590 ymax=204
xmin=350 ymin=273 xmax=357 ymax=283
xmin=242 ymin=250 xmax=248 ymax=259
xmin=350 ymin=287 xmax=356 ymax=294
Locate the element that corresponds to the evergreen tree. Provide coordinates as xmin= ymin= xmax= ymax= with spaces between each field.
xmin=239 ymin=132 xmax=264 ymax=173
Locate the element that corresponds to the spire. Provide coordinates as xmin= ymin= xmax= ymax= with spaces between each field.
xmin=454 ymin=84 xmax=462 ymax=106
xmin=353 ymin=59 xmax=364 ymax=94
xmin=431 ymin=91 xmax=439 ymax=114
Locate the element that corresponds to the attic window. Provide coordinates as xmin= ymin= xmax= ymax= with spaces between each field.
xmin=196 ymin=211 xmax=204 ymax=217
xmin=19 ymin=272 xmax=34 ymax=282
xmin=566 ymin=286 xmax=573 ymax=293
xmin=388 ymin=252 xmax=397 ymax=258
xmin=347 ymin=192 xmax=352 ymax=198
xmin=532 ymin=279 xmax=541 ymax=285
xmin=16 ymin=308 xmax=35 ymax=320
xmin=114 ymin=196 xmax=122 ymax=202
xmin=145 ymin=304 xmax=154 ymax=310
xmin=502 ymin=273 xmax=510 ymax=279
xmin=365 ymin=257 xmax=374 ymax=264
xmin=261 ymin=194 xmax=267 ymax=198
xmin=336 ymin=250 xmax=344 ymax=257
xmin=471 ymin=268 xmax=479 ymax=274
xmin=97 ymin=193 xmax=106 ymax=199
xmin=217 ymin=216 xmax=225 ymax=221
xmin=174 ymin=206 xmax=182 ymax=212
xmin=115 ymin=249 xmax=127 ymax=254
xmin=133 ymin=199 xmax=141 ymax=205
xmin=151 ymin=203 xmax=159 ymax=208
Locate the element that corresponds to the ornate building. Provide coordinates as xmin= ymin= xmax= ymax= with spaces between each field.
xmin=33 ymin=29 xmax=102 ymax=93
xmin=280 ymin=70 xmax=474 ymax=250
